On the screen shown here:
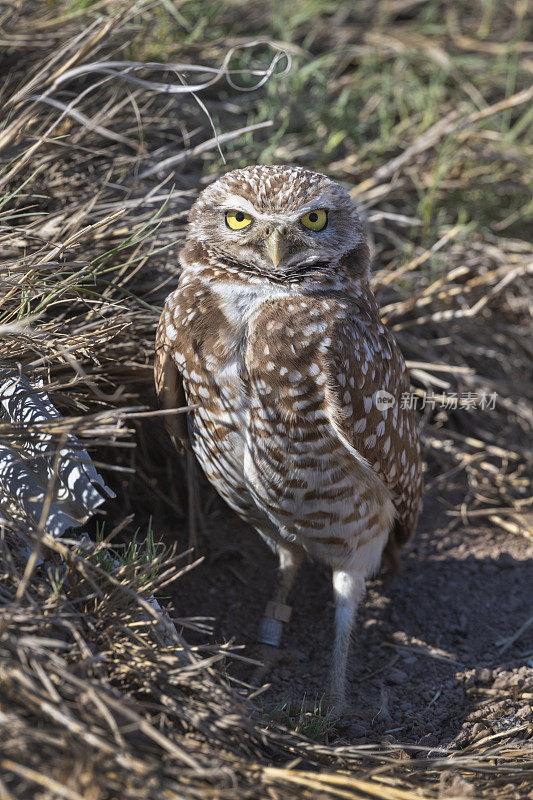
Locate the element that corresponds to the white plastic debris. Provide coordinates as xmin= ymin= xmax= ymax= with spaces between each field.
xmin=0 ymin=369 xmax=180 ymax=645
xmin=0 ymin=370 xmax=115 ymax=536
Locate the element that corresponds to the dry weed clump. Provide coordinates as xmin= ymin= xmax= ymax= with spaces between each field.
xmin=0 ymin=0 xmax=531 ymax=798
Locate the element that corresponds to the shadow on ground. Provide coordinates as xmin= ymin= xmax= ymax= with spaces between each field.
xmin=158 ymin=488 xmax=533 ymax=747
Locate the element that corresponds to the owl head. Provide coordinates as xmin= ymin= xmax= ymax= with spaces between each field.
xmin=185 ymin=165 xmax=369 ymax=281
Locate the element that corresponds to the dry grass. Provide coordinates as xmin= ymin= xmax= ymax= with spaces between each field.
xmin=0 ymin=0 xmax=531 ymax=797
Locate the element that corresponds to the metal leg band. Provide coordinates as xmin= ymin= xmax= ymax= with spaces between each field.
xmin=257 ymin=616 xmax=283 ymax=647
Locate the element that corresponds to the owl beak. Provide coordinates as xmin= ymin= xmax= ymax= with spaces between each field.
xmin=264 ymin=228 xmax=287 ymax=268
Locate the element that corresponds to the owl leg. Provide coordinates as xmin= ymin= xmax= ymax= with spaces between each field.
xmin=329 ymin=568 xmax=366 ymax=714
xmin=257 ymin=543 xmax=303 ymax=646
xmin=252 ymin=543 xmax=304 ymax=683
xmin=276 ymin=542 xmax=304 ymax=602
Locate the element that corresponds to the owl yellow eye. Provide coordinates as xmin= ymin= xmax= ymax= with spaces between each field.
xmin=300 ymin=209 xmax=327 ymax=231
xmin=226 ymin=210 xmax=253 ymax=230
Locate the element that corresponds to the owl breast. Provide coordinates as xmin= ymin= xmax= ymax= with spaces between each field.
xmin=167 ymin=266 xmax=395 ymax=567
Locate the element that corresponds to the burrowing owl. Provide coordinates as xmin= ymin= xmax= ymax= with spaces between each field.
xmin=155 ymin=165 xmax=422 ymax=711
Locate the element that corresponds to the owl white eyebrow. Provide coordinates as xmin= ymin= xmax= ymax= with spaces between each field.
xmin=219 ymin=195 xmax=258 ymax=216
xmin=218 ymin=195 xmax=336 ymax=221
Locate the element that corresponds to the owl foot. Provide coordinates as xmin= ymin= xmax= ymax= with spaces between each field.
xmin=324 ymin=694 xmax=349 ymax=720
xmin=251 ymin=643 xmax=307 ymax=685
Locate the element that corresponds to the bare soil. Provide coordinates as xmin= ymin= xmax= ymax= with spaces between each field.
xmin=162 ymin=481 xmax=533 ymax=748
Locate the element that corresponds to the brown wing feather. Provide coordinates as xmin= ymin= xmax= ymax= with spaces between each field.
xmin=154 ymin=304 xmax=189 ymax=453
xmin=326 ymin=290 xmax=423 ymax=567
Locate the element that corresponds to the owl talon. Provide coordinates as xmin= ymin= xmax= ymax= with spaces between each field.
xmin=251 ymin=643 xmax=307 ymax=685
xmin=324 ymin=693 xmax=349 ymax=720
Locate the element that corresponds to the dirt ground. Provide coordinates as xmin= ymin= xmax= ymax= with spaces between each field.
xmin=162 ymin=472 xmax=533 ymax=748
